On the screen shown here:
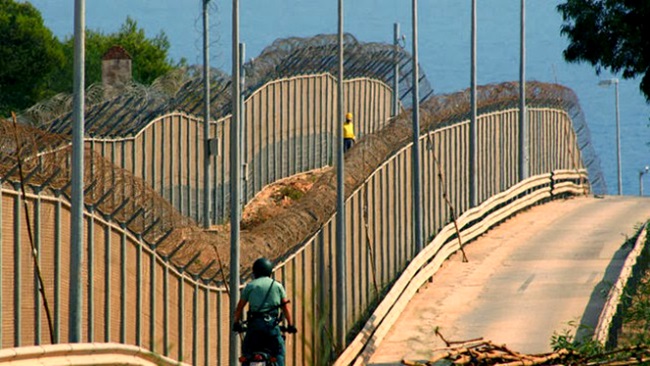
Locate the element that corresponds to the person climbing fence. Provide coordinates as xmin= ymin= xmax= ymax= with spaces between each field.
xmin=343 ymin=112 xmax=356 ymax=152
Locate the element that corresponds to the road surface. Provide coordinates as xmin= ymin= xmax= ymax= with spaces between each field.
xmin=369 ymin=195 xmax=650 ymax=365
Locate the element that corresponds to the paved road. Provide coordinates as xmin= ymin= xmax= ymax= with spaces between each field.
xmin=369 ymin=195 xmax=650 ymax=365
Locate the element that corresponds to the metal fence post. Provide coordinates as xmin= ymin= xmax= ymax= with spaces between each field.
xmin=203 ymin=0 xmax=211 ymax=228
xmin=335 ymin=0 xmax=347 ymax=351
xmin=70 ymin=0 xmax=85 ymax=343
xmin=470 ymin=0 xmax=478 ymax=208
xmin=229 ymin=0 xmax=242 ymax=364
xmin=393 ymin=23 xmax=400 ymax=117
xmin=519 ymin=0 xmax=528 ymax=181
xmin=411 ymin=0 xmax=423 ymax=253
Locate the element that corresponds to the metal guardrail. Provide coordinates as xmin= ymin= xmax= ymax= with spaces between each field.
xmin=0 ymin=342 xmax=188 ymax=366
xmin=594 ymin=223 xmax=648 ymax=346
xmin=334 ymin=169 xmax=589 ymax=365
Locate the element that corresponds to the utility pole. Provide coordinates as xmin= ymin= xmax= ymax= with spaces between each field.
xmin=69 ymin=0 xmax=85 ymax=343
xmin=469 ymin=0 xmax=477 ymax=207
xmin=393 ymin=22 xmax=400 ymax=117
xmin=519 ymin=0 xmax=528 ymax=181
xmin=411 ymin=0 xmax=423 ymax=253
xmin=202 ymin=0 xmax=211 ymax=228
xmin=229 ymin=0 xmax=242 ymax=364
xmin=335 ymin=0 xmax=347 ymax=351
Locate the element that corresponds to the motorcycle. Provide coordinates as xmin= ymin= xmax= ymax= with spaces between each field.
xmin=236 ymin=322 xmax=290 ymax=366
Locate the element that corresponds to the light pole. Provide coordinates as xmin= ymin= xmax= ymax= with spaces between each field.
xmin=70 ymin=0 xmax=85 ymax=343
xmin=639 ymin=166 xmax=649 ymax=196
xmin=469 ymin=0 xmax=477 ymax=207
xmin=335 ymin=0 xmax=346 ymax=351
xmin=411 ymin=0 xmax=423 ymax=254
xmin=393 ymin=23 xmax=401 ymax=117
xmin=202 ymin=0 xmax=211 ymax=229
xmin=229 ymin=0 xmax=242 ymax=364
xmin=519 ymin=0 xmax=528 ymax=181
xmin=598 ymin=78 xmax=621 ymax=195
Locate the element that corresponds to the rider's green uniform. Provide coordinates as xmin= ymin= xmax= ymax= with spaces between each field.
xmin=242 ymin=277 xmax=287 ymax=365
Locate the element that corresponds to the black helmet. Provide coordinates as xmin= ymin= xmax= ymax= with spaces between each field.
xmin=252 ymin=257 xmax=273 ymax=278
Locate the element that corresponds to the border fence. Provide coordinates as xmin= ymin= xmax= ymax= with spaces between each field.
xmin=1 ymin=34 xmax=605 ymax=365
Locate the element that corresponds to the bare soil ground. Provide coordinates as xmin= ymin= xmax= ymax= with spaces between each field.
xmin=207 ymin=167 xmax=329 ymax=268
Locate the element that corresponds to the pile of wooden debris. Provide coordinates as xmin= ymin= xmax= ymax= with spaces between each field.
xmin=403 ymin=332 xmax=650 ymax=366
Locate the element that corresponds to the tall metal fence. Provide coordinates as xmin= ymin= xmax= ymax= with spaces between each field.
xmin=1 ymin=31 xmax=607 ymax=366
xmin=82 ymin=75 xmax=394 ymax=224
xmin=270 ymin=106 xmax=587 ymax=365
xmin=1 ymin=98 xmax=591 ymax=366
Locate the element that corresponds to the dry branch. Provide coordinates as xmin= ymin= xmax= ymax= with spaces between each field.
xmin=403 ymin=337 xmax=650 ymax=366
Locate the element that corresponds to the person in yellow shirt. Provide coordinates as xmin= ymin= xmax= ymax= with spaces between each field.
xmin=343 ymin=112 xmax=356 ymax=152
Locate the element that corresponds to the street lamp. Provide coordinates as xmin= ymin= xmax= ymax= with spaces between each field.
xmin=598 ymin=78 xmax=621 ymax=195
xmin=640 ymin=166 xmax=649 ymax=196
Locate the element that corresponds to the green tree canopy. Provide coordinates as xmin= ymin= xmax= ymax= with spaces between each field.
xmin=50 ymin=16 xmax=178 ymax=92
xmin=558 ymin=0 xmax=650 ymax=102
xmin=0 ymin=0 xmax=64 ymax=116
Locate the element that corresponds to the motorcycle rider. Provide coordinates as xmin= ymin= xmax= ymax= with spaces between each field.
xmin=233 ymin=257 xmax=297 ymax=365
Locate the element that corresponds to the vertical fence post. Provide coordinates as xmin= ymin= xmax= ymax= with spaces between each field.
xmin=34 ymin=193 xmax=42 ymax=345
xmin=229 ymin=0 xmax=242 ymax=364
xmin=192 ymin=282 xmax=198 ymax=365
xmin=120 ymin=228 xmax=127 ymax=343
xmin=335 ymin=0 xmax=347 ymax=352
xmin=204 ymin=289 xmax=210 ymax=366
xmin=87 ymin=208 xmax=94 ymax=342
xmin=470 ymin=0 xmax=478 ymax=208
xmin=0 ymin=186 xmax=3 ymax=347
xmin=519 ymin=0 xmax=528 ymax=181
xmin=54 ymin=192 xmax=61 ymax=343
xmin=149 ymin=249 xmax=156 ymax=352
xmin=69 ymin=0 xmax=85 ymax=343
xmin=104 ymin=222 xmax=111 ymax=343
xmin=393 ymin=22 xmax=400 ymax=117
xmin=203 ymin=0 xmax=211 ymax=229
xmin=136 ymin=234 xmax=143 ymax=346
xmin=179 ymin=278 xmax=185 ymax=362
xmin=163 ymin=263 xmax=169 ymax=356
xmin=411 ymin=0 xmax=423 ymax=253
xmin=13 ymin=187 xmax=21 ymax=346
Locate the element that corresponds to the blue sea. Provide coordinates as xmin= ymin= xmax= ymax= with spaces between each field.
xmin=28 ymin=0 xmax=650 ymax=196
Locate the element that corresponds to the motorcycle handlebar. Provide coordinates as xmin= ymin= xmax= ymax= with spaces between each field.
xmin=234 ymin=324 xmax=293 ymax=334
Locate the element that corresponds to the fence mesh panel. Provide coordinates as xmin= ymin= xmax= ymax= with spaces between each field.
xmin=19 ymin=34 xmax=431 ymax=138
xmin=1 ymin=76 xmax=605 ymax=284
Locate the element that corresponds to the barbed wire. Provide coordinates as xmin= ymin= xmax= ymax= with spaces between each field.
xmin=2 ymin=32 xmax=605 ymax=283
xmin=18 ymin=33 xmax=431 ymax=139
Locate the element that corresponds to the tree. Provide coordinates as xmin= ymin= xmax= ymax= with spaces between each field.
xmin=0 ymin=0 xmax=64 ymax=116
xmin=49 ymin=17 xmax=177 ymax=93
xmin=557 ymin=0 xmax=650 ymax=102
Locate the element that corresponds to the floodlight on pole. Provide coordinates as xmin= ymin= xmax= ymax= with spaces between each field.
xmin=598 ymin=78 xmax=621 ymax=195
